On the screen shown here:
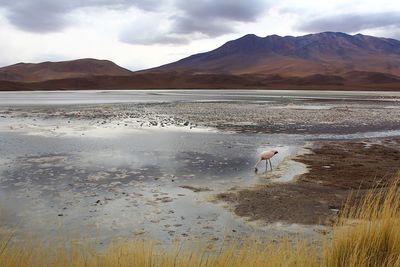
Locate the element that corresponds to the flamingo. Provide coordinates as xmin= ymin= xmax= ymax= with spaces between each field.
xmin=254 ymin=149 xmax=278 ymax=173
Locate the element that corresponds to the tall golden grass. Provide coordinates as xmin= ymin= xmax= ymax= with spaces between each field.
xmin=1 ymin=176 xmax=399 ymax=267
xmin=324 ymin=176 xmax=400 ymax=267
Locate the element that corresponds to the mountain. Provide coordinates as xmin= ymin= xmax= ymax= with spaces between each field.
xmin=151 ymin=32 xmax=400 ymax=77
xmin=1 ymin=32 xmax=400 ymax=90
xmin=0 ymin=58 xmax=132 ymax=82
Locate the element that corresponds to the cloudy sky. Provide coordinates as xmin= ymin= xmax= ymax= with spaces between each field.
xmin=0 ymin=0 xmax=399 ymax=70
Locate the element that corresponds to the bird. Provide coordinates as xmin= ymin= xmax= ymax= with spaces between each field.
xmin=254 ymin=149 xmax=278 ymax=173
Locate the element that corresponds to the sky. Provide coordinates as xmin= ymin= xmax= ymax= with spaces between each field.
xmin=0 ymin=0 xmax=400 ymax=71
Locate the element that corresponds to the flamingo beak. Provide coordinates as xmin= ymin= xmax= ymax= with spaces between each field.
xmin=254 ymin=167 xmax=258 ymax=173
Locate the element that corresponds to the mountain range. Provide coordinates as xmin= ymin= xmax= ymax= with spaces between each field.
xmin=1 ymin=32 xmax=400 ymax=90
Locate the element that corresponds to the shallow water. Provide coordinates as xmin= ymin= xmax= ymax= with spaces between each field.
xmin=1 ymin=89 xmax=400 ymax=105
xmin=0 ymin=127 xmax=306 ymax=242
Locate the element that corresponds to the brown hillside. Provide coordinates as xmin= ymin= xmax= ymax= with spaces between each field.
xmin=0 ymin=58 xmax=132 ymax=82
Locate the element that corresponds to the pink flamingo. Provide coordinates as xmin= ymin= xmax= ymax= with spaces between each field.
xmin=254 ymin=149 xmax=278 ymax=173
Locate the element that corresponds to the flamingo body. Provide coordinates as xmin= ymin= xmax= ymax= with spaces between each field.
xmin=255 ymin=149 xmax=278 ymax=173
xmin=260 ymin=150 xmax=277 ymax=160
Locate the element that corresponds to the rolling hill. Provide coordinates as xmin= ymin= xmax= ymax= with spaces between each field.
xmin=0 ymin=58 xmax=132 ymax=82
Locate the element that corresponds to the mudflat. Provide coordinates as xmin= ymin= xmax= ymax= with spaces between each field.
xmin=217 ymin=139 xmax=400 ymax=225
xmin=296 ymin=139 xmax=400 ymax=189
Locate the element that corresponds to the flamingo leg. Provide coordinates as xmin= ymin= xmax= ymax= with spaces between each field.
xmin=265 ymin=160 xmax=268 ymax=172
xmin=269 ymin=159 xmax=273 ymax=170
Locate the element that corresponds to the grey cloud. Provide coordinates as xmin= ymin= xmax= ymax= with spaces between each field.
xmin=170 ymin=15 xmax=233 ymax=37
xmin=0 ymin=0 xmax=162 ymax=33
xmin=175 ymin=0 xmax=267 ymax=22
xmin=3 ymin=0 xmax=68 ymax=33
xmin=297 ymin=12 xmax=400 ymax=33
xmin=170 ymin=0 xmax=269 ymax=37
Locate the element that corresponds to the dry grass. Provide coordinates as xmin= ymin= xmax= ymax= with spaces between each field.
xmin=0 ymin=239 xmax=319 ymax=267
xmin=1 ymin=176 xmax=399 ymax=267
xmin=324 ymin=176 xmax=400 ymax=267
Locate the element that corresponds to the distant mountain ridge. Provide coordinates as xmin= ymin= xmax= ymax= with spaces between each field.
xmin=0 ymin=58 xmax=132 ymax=82
xmin=151 ymin=32 xmax=400 ymax=76
xmin=1 ymin=32 xmax=400 ymax=90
